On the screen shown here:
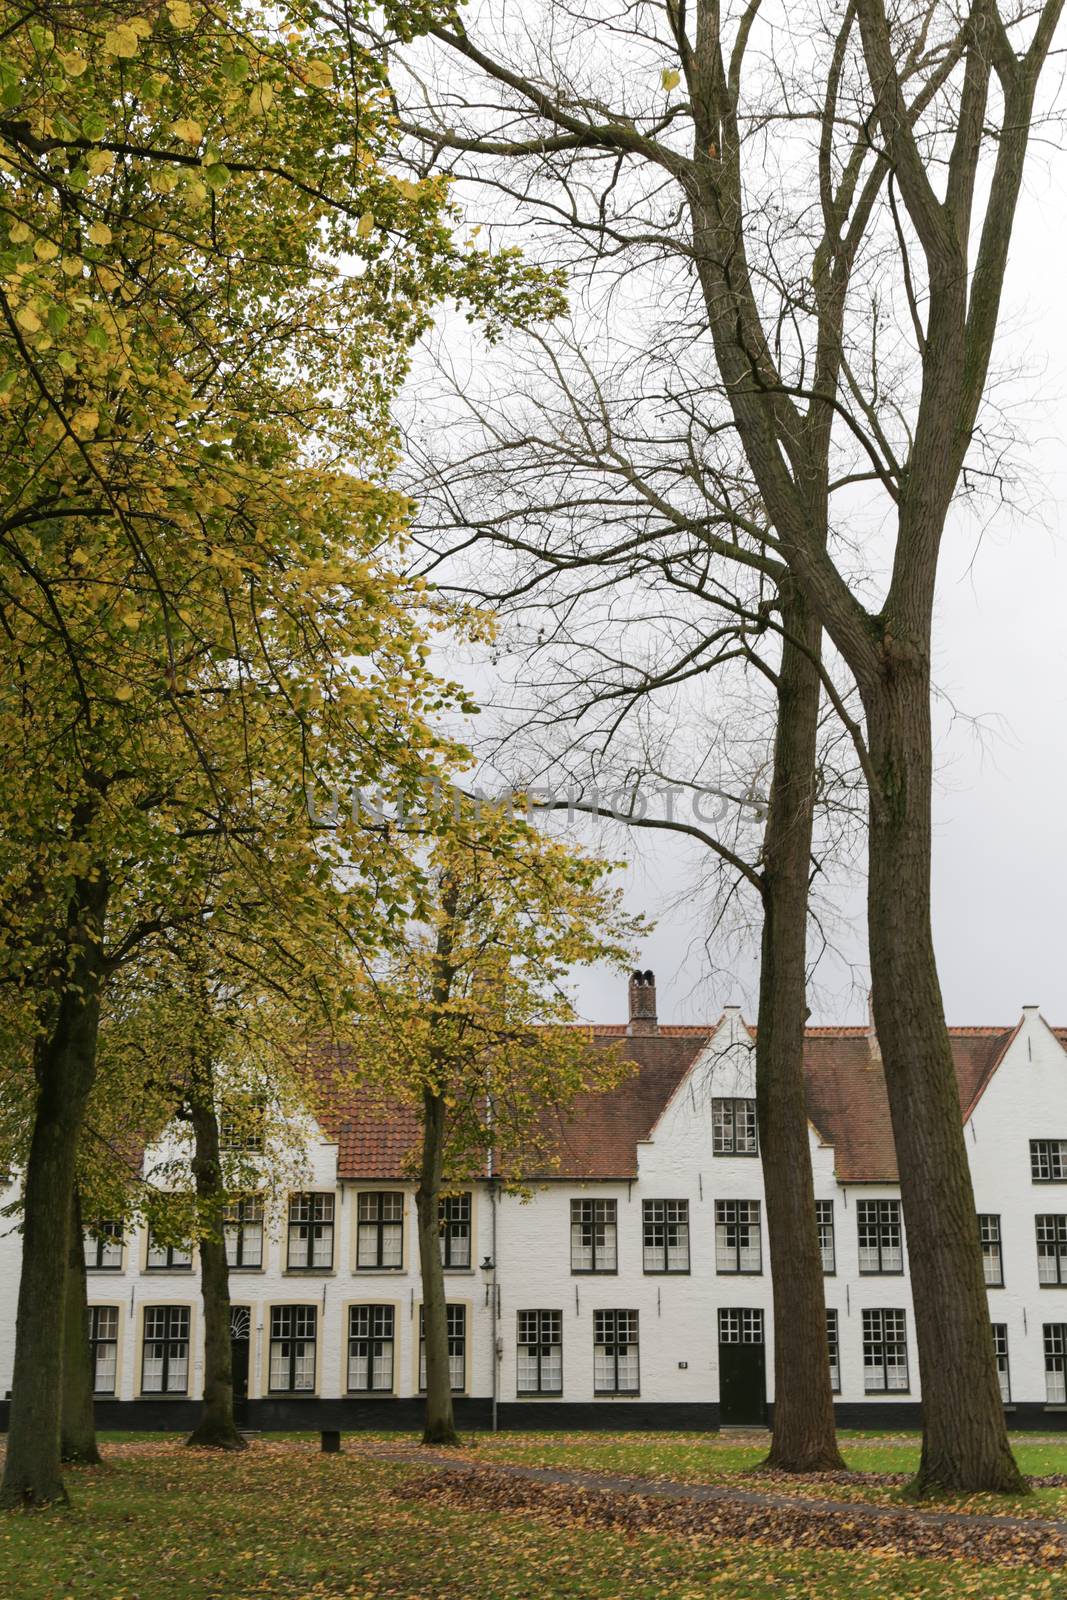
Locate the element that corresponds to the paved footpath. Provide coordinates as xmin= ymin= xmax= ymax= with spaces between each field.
xmin=351 ymin=1440 xmax=1067 ymax=1539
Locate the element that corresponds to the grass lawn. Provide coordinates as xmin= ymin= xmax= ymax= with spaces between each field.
xmin=1 ymin=1436 xmax=1066 ymax=1599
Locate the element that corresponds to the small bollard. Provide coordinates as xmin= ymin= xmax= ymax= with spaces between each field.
xmin=320 ymin=1429 xmax=342 ymax=1454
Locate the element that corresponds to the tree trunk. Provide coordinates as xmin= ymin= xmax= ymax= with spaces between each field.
xmin=416 ymin=1086 xmax=458 ymax=1446
xmin=0 ymin=870 xmax=107 ymax=1510
xmin=757 ymin=589 xmax=845 ymax=1472
xmin=186 ymin=1066 xmax=246 ymax=1451
xmin=60 ymin=1187 xmax=100 ymax=1466
xmin=865 ymin=657 xmax=1025 ymax=1496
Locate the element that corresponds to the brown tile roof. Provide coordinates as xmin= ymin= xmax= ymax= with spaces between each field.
xmin=305 ymin=1023 xmax=1035 ymax=1184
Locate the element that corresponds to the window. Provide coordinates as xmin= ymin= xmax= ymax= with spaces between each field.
xmin=1046 ymin=1323 xmax=1067 ymax=1403
xmin=219 ymin=1098 xmax=265 ymax=1151
xmin=145 ymin=1231 xmax=192 ymax=1271
xmin=715 ymin=1200 xmax=762 ymax=1273
xmin=570 ymin=1198 xmax=617 ymax=1273
xmin=862 ymin=1308 xmax=909 ymax=1392
xmin=1031 ymin=1139 xmax=1067 ymax=1182
xmin=347 ymin=1305 xmax=395 ymax=1392
xmin=355 ymin=1192 xmax=403 ymax=1269
xmin=979 ymin=1214 xmax=1003 ymax=1287
xmin=439 ymin=1193 xmax=471 ymax=1269
xmin=712 ymin=1097 xmax=758 ymax=1155
xmin=593 ymin=1309 xmax=639 ymax=1393
xmin=816 ymin=1200 xmax=835 ymax=1274
xmin=418 ymin=1304 xmax=466 ymax=1393
xmin=857 ymin=1199 xmax=903 ymax=1273
xmin=517 ymin=1310 xmax=563 ymax=1394
xmin=717 ymin=1307 xmax=763 ymax=1344
xmin=992 ymin=1323 xmax=1011 ymax=1404
xmin=642 ymin=1199 xmax=690 ymax=1273
xmin=84 ymin=1220 xmax=123 ymax=1271
xmin=826 ymin=1307 xmax=840 ymax=1393
xmin=88 ymin=1306 xmax=118 ymax=1394
xmin=287 ymin=1193 xmax=334 ymax=1269
xmin=1036 ymin=1215 xmax=1067 ymax=1284
xmin=141 ymin=1306 xmax=190 ymax=1393
xmin=269 ymin=1305 xmax=317 ymax=1391
xmin=224 ymin=1197 xmax=263 ymax=1269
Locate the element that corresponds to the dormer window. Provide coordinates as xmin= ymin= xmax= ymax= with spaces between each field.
xmin=712 ymin=1097 xmax=758 ymax=1156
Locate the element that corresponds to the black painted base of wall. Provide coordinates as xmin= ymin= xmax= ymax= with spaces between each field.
xmin=0 ymin=1397 xmax=1061 ymax=1433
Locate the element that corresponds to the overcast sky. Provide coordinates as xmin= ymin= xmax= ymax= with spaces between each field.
xmin=406 ymin=22 xmax=1067 ymax=1034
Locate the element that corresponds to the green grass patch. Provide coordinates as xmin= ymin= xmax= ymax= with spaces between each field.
xmin=0 ymin=1439 xmax=1062 ymax=1599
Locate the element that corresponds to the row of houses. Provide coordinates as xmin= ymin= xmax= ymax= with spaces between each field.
xmin=4 ymin=973 xmax=1067 ymax=1429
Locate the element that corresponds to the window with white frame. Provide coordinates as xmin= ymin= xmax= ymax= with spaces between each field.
xmin=642 ymin=1199 xmax=689 ymax=1273
xmin=517 ymin=1310 xmax=563 ymax=1394
xmin=1045 ymin=1323 xmax=1067 ymax=1404
xmin=593 ymin=1309 xmax=639 ymax=1393
xmin=418 ymin=1304 xmax=466 ymax=1393
xmin=715 ymin=1200 xmax=762 ymax=1273
xmin=84 ymin=1220 xmax=123 ymax=1270
xmin=991 ymin=1323 xmax=1011 ymax=1404
xmin=816 ymin=1200 xmax=835 ymax=1274
xmin=347 ymin=1305 xmax=394 ymax=1392
xmin=356 ymin=1191 xmax=403 ymax=1269
xmin=287 ymin=1193 xmax=334 ymax=1269
xmin=979 ymin=1214 xmax=1003 ymax=1287
xmin=439 ymin=1193 xmax=471 ymax=1268
xmin=570 ymin=1198 xmax=617 ymax=1273
xmin=88 ymin=1305 xmax=118 ymax=1394
xmin=219 ymin=1097 xmax=266 ymax=1151
xmin=857 ymin=1199 xmax=903 ymax=1273
xmin=862 ymin=1308 xmax=909 ymax=1392
xmin=1036 ymin=1214 xmax=1067 ymax=1284
xmin=224 ymin=1197 xmax=263 ymax=1269
xmin=269 ymin=1305 xmax=317 ymax=1391
xmin=712 ymin=1097 xmax=758 ymax=1155
xmin=145 ymin=1230 xmax=192 ymax=1271
xmin=1031 ymin=1139 xmax=1067 ymax=1182
xmin=141 ymin=1306 xmax=190 ymax=1393
xmin=826 ymin=1307 xmax=840 ymax=1393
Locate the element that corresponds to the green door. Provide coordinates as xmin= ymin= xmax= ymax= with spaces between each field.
xmin=718 ymin=1308 xmax=766 ymax=1425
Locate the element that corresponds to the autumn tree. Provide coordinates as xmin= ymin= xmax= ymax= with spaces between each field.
xmin=336 ymin=807 xmax=643 ymax=1446
xmin=0 ymin=0 xmax=559 ymax=1508
xmin=379 ymin=0 xmax=1064 ymax=1492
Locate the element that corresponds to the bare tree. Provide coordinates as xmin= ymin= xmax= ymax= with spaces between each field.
xmin=375 ymin=0 xmax=1064 ymax=1491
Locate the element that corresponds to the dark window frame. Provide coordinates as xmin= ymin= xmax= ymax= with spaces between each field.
xmin=593 ymin=1308 xmax=640 ymax=1394
xmin=88 ymin=1304 xmax=119 ymax=1395
xmin=1036 ymin=1214 xmax=1067 ymax=1285
xmin=826 ymin=1306 xmax=840 ymax=1393
xmin=861 ymin=1307 xmax=909 ymax=1393
xmin=570 ymin=1198 xmax=618 ymax=1274
xmin=84 ymin=1220 xmax=124 ymax=1271
xmin=1031 ymin=1139 xmax=1067 ymax=1183
xmin=991 ymin=1321 xmax=1011 ymax=1404
xmin=857 ymin=1198 xmax=904 ymax=1275
xmin=141 ymin=1305 xmax=190 ymax=1395
xmin=642 ymin=1198 xmax=690 ymax=1274
xmin=1045 ymin=1322 xmax=1067 ymax=1403
xmin=418 ymin=1303 xmax=467 ymax=1394
xmin=224 ymin=1196 xmax=264 ymax=1270
xmin=145 ymin=1231 xmax=193 ymax=1271
xmin=712 ymin=1097 xmax=759 ymax=1156
xmin=269 ymin=1304 xmax=318 ymax=1392
xmin=979 ymin=1213 xmax=1003 ymax=1287
xmin=714 ymin=1199 xmax=762 ymax=1274
xmin=816 ymin=1199 xmax=836 ymax=1275
xmin=439 ymin=1192 xmax=472 ymax=1269
xmin=286 ymin=1192 xmax=335 ymax=1271
xmin=355 ymin=1190 xmax=404 ymax=1271
xmin=517 ymin=1309 xmax=563 ymax=1394
xmin=347 ymin=1304 xmax=395 ymax=1393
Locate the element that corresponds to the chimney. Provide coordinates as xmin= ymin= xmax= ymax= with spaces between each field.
xmin=628 ymin=969 xmax=659 ymax=1036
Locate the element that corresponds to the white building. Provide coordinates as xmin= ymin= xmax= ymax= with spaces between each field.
xmin=4 ymin=972 xmax=1067 ymax=1431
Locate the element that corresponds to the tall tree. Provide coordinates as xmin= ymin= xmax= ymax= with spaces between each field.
xmin=0 ymin=0 xmax=557 ymax=1508
xmin=336 ymin=807 xmax=643 ymax=1445
xmin=384 ymin=0 xmax=1063 ymax=1491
